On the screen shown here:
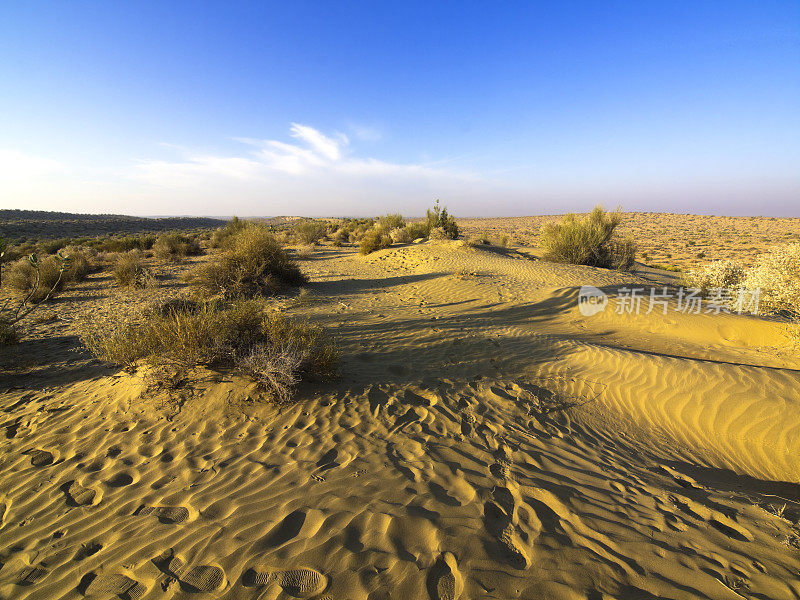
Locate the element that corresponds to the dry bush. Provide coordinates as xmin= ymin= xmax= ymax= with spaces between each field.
xmin=0 ymin=319 xmax=19 ymax=344
xmin=684 ymin=260 xmax=745 ymax=293
xmin=5 ymin=255 xmax=67 ymax=302
xmin=295 ymin=244 xmax=315 ymax=259
xmin=66 ymin=250 xmax=93 ymax=282
xmin=404 ymin=223 xmax=428 ymax=242
xmin=153 ymin=233 xmax=202 ymax=260
xmin=379 ymin=214 xmax=405 ymax=230
xmin=428 ymin=226 xmax=448 ymax=241
xmin=331 ymin=228 xmax=349 ymax=246
xmin=188 ymin=225 xmax=306 ymax=298
xmin=743 ymin=243 xmax=800 ymax=314
xmin=389 ymin=227 xmax=411 ymax=244
xmin=82 ymin=298 xmax=337 ymax=401
xmin=211 ymin=216 xmax=249 ymax=248
xmin=541 ymin=206 xmax=636 ymax=270
xmin=360 ymin=229 xmax=392 ymax=255
xmin=293 ymin=220 xmax=328 ymax=245
xmin=114 ymin=250 xmax=150 ymax=287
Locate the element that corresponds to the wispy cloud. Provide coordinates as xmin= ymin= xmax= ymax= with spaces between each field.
xmin=0 ymin=149 xmax=65 ymax=180
xmin=135 ymin=123 xmax=480 ymax=187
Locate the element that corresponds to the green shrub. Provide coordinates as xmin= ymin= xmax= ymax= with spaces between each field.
xmin=425 ymin=200 xmax=459 ymax=239
xmin=359 ymin=229 xmax=392 ymax=255
xmin=153 ymin=233 xmax=202 ymax=260
xmin=82 ymin=298 xmax=337 ymax=401
xmin=211 ymin=216 xmax=250 ymax=248
xmin=188 ymin=225 xmax=306 ymax=298
xmin=541 ymin=206 xmax=635 ymax=270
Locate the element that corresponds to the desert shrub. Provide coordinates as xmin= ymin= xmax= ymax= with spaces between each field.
xmin=293 ymin=220 xmax=328 ymax=245
xmin=65 ymin=250 xmax=93 ymax=282
xmin=379 ymin=214 xmax=405 ymax=230
xmin=742 ymin=243 xmax=800 ymax=314
xmin=39 ymin=238 xmax=71 ymax=254
xmin=211 ymin=216 xmax=250 ymax=248
xmin=360 ymin=229 xmax=392 ymax=255
xmin=425 ymin=200 xmax=459 ymax=239
xmin=467 ymin=232 xmax=492 ymax=247
xmin=389 ymin=227 xmax=411 ymax=244
xmin=331 ymin=228 xmax=349 ymax=246
xmin=684 ymin=260 xmax=745 ymax=294
xmin=404 ymin=223 xmax=428 ymax=241
xmin=428 ymin=227 xmax=448 ymax=241
xmin=0 ymin=319 xmax=18 ymax=344
xmin=541 ymin=206 xmax=636 ymax=270
xmin=153 ymin=233 xmax=202 ymax=260
xmin=82 ymin=299 xmax=337 ymax=401
xmin=114 ymin=250 xmax=149 ymax=287
xmin=188 ymin=225 xmax=306 ymax=298
xmin=6 ymin=255 xmax=68 ymax=302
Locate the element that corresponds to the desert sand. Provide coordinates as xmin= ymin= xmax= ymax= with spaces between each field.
xmin=2 ymin=237 xmax=800 ymax=600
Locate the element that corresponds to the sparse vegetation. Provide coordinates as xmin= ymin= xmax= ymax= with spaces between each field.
xmin=541 ymin=206 xmax=636 ymax=270
xmin=743 ymin=243 xmax=800 ymax=315
xmin=81 ymin=298 xmax=337 ymax=401
xmin=188 ymin=225 xmax=306 ymax=298
xmin=379 ymin=214 xmax=405 ymax=230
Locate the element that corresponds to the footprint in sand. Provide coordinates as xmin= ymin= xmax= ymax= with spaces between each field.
xmin=244 ymin=565 xmax=328 ymax=598
xmin=63 ymin=480 xmax=101 ymax=506
xmin=17 ymin=564 xmax=49 ymax=586
xmin=153 ymin=551 xmax=226 ymax=592
xmin=134 ymin=505 xmax=191 ymax=524
xmin=26 ymin=448 xmax=55 ymax=467
xmin=428 ymin=552 xmax=463 ymax=600
xmin=0 ymin=494 xmax=9 ymax=527
xmin=82 ymin=572 xmax=148 ymax=599
xmin=483 ymin=486 xmax=530 ymax=570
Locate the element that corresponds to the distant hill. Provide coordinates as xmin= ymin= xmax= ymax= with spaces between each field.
xmin=0 ymin=210 xmax=227 ymax=241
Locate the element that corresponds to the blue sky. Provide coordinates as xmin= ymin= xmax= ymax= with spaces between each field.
xmin=1 ymin=1 xmax=799 ymax=216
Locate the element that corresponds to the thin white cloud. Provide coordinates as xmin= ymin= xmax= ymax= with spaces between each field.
xmin=134 ymin=123 xmax=481 ymax=187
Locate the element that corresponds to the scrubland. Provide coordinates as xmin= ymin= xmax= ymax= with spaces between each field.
xmin=1 ymin=208 xmax=800 ymax=600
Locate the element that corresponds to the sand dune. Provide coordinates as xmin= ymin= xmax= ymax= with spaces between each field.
xmin=2 ymin=240 xmax=799 ymax=599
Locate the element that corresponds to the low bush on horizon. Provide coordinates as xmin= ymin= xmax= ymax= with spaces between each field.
xmin=188 ymin=225 xmax=307 ymax=298
xmin=541 ymin=206 xmax=636 ymax=270
xmin=81 ymin=298 xmax=338 ymax=401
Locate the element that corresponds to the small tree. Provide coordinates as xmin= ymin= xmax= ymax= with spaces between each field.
xmin=425 ymin=200 xmax=459 ymax=239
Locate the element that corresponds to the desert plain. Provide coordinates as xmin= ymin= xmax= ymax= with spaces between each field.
xmin=1 ymin=211 xmax=800 ymax=600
